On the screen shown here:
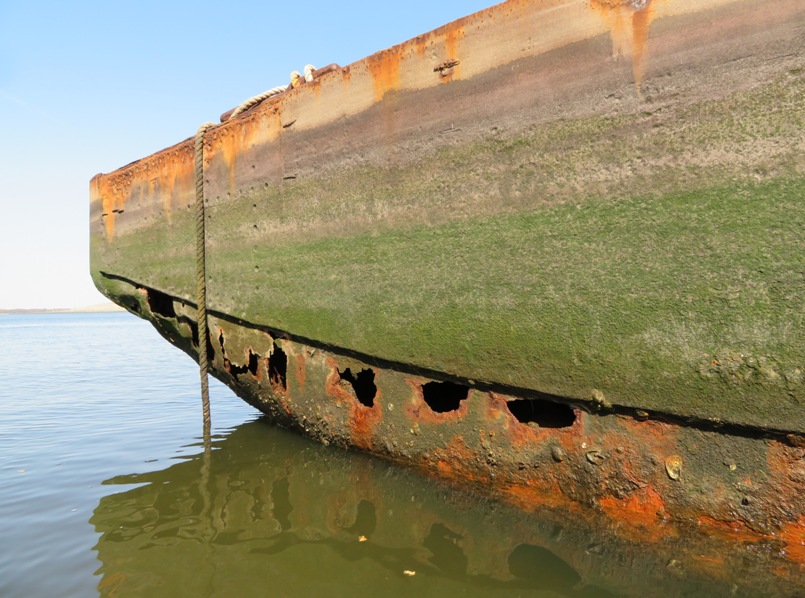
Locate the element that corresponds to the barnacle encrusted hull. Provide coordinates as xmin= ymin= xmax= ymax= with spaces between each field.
xmin=91 ymin=0 xmax=805 ymax=568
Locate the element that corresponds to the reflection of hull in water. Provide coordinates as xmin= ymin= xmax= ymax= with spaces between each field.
xmin=91 ymin=0 xmax=805 ymax=562
xmin=91 ymin=420 xmax=802 ymax=597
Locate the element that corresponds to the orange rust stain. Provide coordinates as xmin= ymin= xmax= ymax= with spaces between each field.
xmin=216 ymin=129 xmax=238 ymax=194
xmin=590 ymin=0 xmax=657 ymax=90
xmin=780 ymin=516 xmax=805 ymax=565
xmin=324 ymin=358 xmax=352 ymax=404
xmin=697 ymin=515 xmax=769 ymax=544
xmin=436 ymin=459 xmax=454 ymax=477
xmin=426 ymin=435 xmax=486 ymax=483
xmin=498 ymin=476 xmax=585 ymax=514
xmin=209 ymin=105 xmax=283 ymax=195
xmin=413 ymin=35 xmax=429 ymax=58
xmin=350 ymin=389 xmax=383 ymax=450
xmin=324 ymin=358 xmax=383 ymax=450
xmin=94 ymin=139 xmax=195 ymax=241
xmin=599 ymin=486 xmax=672 ymax=542
xmin=485 ymin=392 xmax=514 ymax=426
xmin=586 ymin=419 xmax=681 ymax=502
xmin=444 ymin=26 xmax=465 ymax=78
xmin=366 ymin=48 xmax=403 ymax=102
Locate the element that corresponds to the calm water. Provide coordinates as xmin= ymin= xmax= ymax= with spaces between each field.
xmin=0 ymin=313 xmax=801 ymax=597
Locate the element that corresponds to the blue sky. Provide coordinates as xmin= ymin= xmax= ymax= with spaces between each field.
xmin=0 ymin=0 xmax=494 ymax=309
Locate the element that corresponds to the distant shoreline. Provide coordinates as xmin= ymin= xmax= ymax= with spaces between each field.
xmin=0 ymin=303 xmax=126 ymax=315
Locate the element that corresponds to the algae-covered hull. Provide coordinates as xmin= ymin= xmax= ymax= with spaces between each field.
xmin=91 ymin=0 xmax=805 ymax=567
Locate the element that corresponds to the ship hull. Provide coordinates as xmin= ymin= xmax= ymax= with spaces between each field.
xmin=91 ymin=0 xmax=805 ymax=564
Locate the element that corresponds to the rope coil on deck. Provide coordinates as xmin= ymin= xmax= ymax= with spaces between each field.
xmin=195 ymin=122 xmax=214 ymax=435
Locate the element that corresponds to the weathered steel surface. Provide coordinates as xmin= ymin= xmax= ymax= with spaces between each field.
xmin=91 ymin=0 xmax=804 ymax=555
xmin=92 ymin=0 xmax=804 ymax=434
xmin=96 ymin=280 xmax=805 ymax=571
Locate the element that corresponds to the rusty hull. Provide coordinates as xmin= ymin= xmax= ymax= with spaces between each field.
xmin=97 ymin=281 xmax=805 ymax=578
xmin=90 ymin=0 xmax=805 ymax=576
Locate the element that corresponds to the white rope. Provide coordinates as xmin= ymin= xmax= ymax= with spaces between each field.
xmin=228 ymin=85 xmax=289 ymax=120
xmin=227 ymin=66 xmax=317 ymax=121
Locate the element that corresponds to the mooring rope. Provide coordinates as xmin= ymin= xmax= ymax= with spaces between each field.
xmin=193 ymin=65 xmax=316 ymax=428
xmin=195 ymin=122 xmax=214 ymax=436
xmin=226 ymin=66 xmax=316 ymax=121
xmin=228 ymin=86 xmax=288 ymax=120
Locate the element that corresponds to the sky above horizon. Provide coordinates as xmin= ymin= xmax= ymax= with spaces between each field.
xmin=0 ymin=0 xmax=495 ymax=309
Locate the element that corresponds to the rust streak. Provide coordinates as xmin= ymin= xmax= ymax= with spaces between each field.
xmin=350 ymin=385 xmax=383 ymax=451
xmin=426 ymin=435 xmax=487 ymax=483
xmin=366 ymin=48 xmax=403 ymax=102
xmin=443 ymin=26 xmax=465 ymax=79
xmin=590 ymin=0 xmax=657 ymax=90
xmin=780 ymin=516 xmax=805 ymax=565
xmin=599 ymin=486 xmax=672 ymax=543
xmin=498 ymin=478 xmax=582 ymax=514
xmin=697 ymin=515 xmax=770 ymax=544
xmin=324 ymin=358 xmax=382 ymax=450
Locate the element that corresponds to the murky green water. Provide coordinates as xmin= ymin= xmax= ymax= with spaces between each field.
xmin=0 ymin=314 xmax=800 ymax=597
xmin=91 ymin=419 xmax=605 ymax=597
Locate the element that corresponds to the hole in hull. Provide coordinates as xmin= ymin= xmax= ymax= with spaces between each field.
xmin=506 ymin=399 xmax=576 ymax=428
xmin=339 ymin=368 xmax=377 ymax=407
xmin=247 ymin=350 xmax=259 ymax=376
xmin=422 ymin=381 xmax=469 ymax=413
xmin=269 ymin=344 xmax=287 ymax=390
xmin=146 ymin=289 xmax=175 ymax=318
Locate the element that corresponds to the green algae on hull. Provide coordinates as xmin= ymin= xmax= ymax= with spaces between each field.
xmin=208 ymin=176 xmax=805 ymax=433
xmin=201 ymin=71 xmax=805 ymax=433
xmin=91 ymin=0 xmax=805 ymax=436
xmin=89 ymin=0 xmax=805 ymax=559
